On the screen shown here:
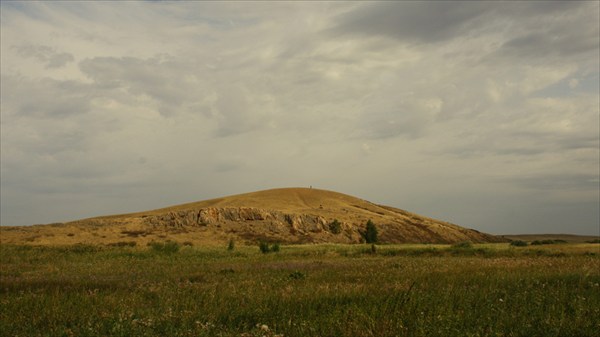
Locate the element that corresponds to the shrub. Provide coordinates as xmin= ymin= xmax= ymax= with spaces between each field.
xmin=149 ymin=241 xmax=180 ymax=254
xmin=586 ymin=239 xmax=600 ymax=244
xmin=289 ymin=271 xmax=306 ymax=280
xmin=329 ymin=219 xmax=342 ymax=234
xmin=219 ymin=268 xmax=235 ymax=275
xmin=259 ymin=241 xmax=270 ymax=254
xmin=510 ymin=240 xmax=528 ymax=247
xmin=451 ymin=241 xmax=473 ymax=249
xmin=361 ymin=220 xmax=378 ymax=243
xmin=259 ymin=242 xmax=280 ymax=253
xmin=108 ymin=241 xmax=137 ymax=247
xmin=66 ymin=244 xmax=101 ymax=253
xmin=531 ymin=239 xmax=567 ymax=245
xmin=227 ymin=239 xmax=235 ymax=251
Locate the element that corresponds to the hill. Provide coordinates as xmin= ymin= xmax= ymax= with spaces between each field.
xmin=503 ymin=234 xmax=599 ymax=243
xmin=0 ymin=187 xmax=505 ymax=245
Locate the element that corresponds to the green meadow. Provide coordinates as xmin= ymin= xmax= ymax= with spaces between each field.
xmin=1 ymin=243 xmax=599 ymax=337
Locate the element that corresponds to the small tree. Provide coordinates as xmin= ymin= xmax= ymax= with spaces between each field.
xmin=227 ymin=239 xmax=235 ymax=251
xmin=259 ymin=241 xmax=270 ymax=254
xmin=329 ymin=219 xmax=342 ymax=234
xmin=259 ymin=242 xmax=280 ymax=253
xmin=362 ymin=220 xmax=378 ymax=244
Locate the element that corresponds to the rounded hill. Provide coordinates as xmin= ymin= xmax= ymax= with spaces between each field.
xmin=0 ymin=187 xmax=505 ymax=245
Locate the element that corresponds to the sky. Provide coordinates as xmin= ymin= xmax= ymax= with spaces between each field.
xmin=1 ymin=1 xmax=598 ymax=235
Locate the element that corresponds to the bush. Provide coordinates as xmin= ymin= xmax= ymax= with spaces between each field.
xmin=289 ymin=271 xmax=306 ymax=280
xmin=361 ymin=220 xmax=378 ymax=244
xmin=148 ymin=241 xmax=180 ymax=254
xmin=108 ymin=241 xmax=137 ymax=247
xmin=227 ymin=239 xmax=235 ymax=251
xmin=451 ymin=241 xmax=473 ymax=249
xmin=510 ymin=240 xmax=528 ymax=247
xmin=66 ymin=244 xmax=101 ymax=253
xmin=531 ymin=239 xmax=568 ymax=245
xmin=259 ymin=241 xmax=270 ymax=254
xmin=259 ymin=242 xmax=281 ymax=254
xmin=329 ymin=219 xmax=342 ymax=234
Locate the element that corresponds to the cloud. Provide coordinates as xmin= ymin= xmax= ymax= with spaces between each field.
xmin=332 ymin=2 xmax=488 ymax=44
xmin=1 ymin=75 xmax=93 ymax=119
xmin=1 ymin=2 xmax=598 ymax=235
xmin=14 ymin=45 xmax=75 ymax=68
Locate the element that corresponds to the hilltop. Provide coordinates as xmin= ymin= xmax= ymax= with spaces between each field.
xmin=0 ymin=187 xmax=505 ymax=245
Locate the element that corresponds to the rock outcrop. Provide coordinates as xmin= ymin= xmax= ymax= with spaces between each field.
xmin=0 ymin=188 xmax=507 ymax=245
xmin=139 ymin=204 xmax=502 ymax=244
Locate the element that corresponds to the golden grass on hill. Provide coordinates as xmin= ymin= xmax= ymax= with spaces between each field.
xmin=1 ymin=187 xmax=505 ymax=246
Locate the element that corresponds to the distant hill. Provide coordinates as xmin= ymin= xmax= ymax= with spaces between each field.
xmin=0 ymin=187 xmax=506 ymax=246
xmin=503 ymin=234 xmax=599 ymax=243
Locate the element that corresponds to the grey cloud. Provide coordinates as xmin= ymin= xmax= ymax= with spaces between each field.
xmin=499 ymin=14 xmax=599 ymax=60
xmin=213 ymin=85 xmax=262 ymax=137
xmin=332 ymin=1 xmax=595 ymax=58
xmin=2 ymin=75 xmax=93 ymax=119
xmin=332 ymin=2 xmax=488 ymax=44
xmin=79 ymin=56 xmax=196 ymax=115
xmin=80 ymin=55 xmax=268 ymax=136
xmin=14 ymin=45 xmax=74 ymax=68
xmin=441 ymin=126 xmax=599 ymax=160
xmin=360 ymin=109 xmax=432 ymax=140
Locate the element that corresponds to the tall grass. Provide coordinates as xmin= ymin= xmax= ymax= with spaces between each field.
xmin=1 ymin=243 xmax=599 ymax=336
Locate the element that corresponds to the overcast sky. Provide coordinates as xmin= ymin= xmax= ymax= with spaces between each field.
xmin=1 ymin=1 xmax=598 ymax=235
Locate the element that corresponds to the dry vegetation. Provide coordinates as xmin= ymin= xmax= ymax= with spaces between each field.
xmin=1 ymin=242 xmax=599 ymax=336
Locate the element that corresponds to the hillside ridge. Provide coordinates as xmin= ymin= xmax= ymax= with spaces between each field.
xmin=0 ymin=187 xmax=505 ymax=245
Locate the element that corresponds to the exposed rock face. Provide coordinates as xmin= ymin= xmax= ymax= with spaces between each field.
xmin=140 ymin=206 xmax=502 ymax=244
xmin=144 ymin=207 xmax=329 ymax=231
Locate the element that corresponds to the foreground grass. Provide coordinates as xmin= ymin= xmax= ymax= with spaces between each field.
xmin=1 ymin=243 xmax=599 ymax=337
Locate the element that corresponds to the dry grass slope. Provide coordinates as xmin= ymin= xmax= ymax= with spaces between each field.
xmin=0 ymin=187 xmax=505 ymax=246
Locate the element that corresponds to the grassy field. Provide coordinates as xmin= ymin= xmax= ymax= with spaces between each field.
xmin=1 ymin=242 xmax=599 ymax=337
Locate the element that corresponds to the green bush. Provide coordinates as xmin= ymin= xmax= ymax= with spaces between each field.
xmin=289 ymin=271 xmax=306 ymax=280
xmin=510 ymin=240 xmax=528 ymax=247
xmin=107 ymin=241 xmax=137 ymax=247
xmin=361 ymin=220 xmax=378 ymax=243
xmin=531 ymin=239 xmax=567 ymax=245
xmin=148 ymin=241 xmax=180 ymax=254
xmin=451 ymin=241 xmax=473 ymax=249
xmin=259 ymin=241 xmax=270 ymax=254
xmin=328 ymin=219 xmax=342 ymax=234
xmin=259 ymin=242 xmax=280 ymax=253
xmin=66 ymin=244 xmax=101 ymax=253
xmin=227 ymin=239 xmax=235 ymax=251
